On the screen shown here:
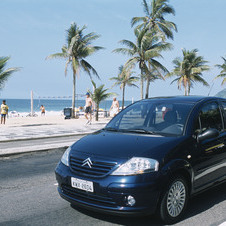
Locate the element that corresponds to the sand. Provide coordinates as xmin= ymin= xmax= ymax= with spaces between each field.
xmin=3 ymin=115 xmax=81 ymax=127
xmin=2 ymin=114 xmax=110 ymax=126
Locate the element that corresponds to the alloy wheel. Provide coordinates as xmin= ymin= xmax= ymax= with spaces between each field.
xmin=166 ymin=180 xmax=186 ymax=217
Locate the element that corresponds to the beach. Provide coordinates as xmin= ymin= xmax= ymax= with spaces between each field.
xmin=0 ymin=98 xmax=122 ymax=142
xmin=4 ymin=98 xmax=132 ymax=117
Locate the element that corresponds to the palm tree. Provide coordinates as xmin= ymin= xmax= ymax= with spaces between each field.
xmin=145 ymin=67 xmax=165 ymax=99
xmin=131 ymin=0 xmax=177 ymax=41
xmin=110 ymin=64 xmax=139 ymax=109
xmin=46 ymin=23 xmax=103 ymax=117
xmin=90 ymin=81 xmax=113 ymax=121
xmin=144 ymin=39 xmax=169 ymax=99
xmin=0 ymin=56 xmax=20 ymax=91
xmin=167 ymin=49 xmax=210 ymax=96
xmin=214 ymin=57 xmax=226 ymax=85
xmin=113 ymin=28 xmax=171 ymax=99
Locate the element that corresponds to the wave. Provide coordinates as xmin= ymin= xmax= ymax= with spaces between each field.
xmin=8 ymin=110 xmax=64 ymax=117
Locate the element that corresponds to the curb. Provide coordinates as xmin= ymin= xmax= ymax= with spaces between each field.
xmin=0 ymin=146 xmax=68 ymax=158
xmin=0 ymin=132 xmax=94 ymax=157
xmin=0 ymin=132 xmax=91 ymax=143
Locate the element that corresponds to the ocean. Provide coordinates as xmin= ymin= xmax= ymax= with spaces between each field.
xmin=2 ymin=99 xmax=132 ymax=116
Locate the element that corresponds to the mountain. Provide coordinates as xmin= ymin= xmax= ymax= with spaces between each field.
xmin=215 ymin=88 xmax=226 ymax=98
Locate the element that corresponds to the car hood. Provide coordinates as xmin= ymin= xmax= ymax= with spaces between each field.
xmin=71 ymin=130 xmax=186 ymax=160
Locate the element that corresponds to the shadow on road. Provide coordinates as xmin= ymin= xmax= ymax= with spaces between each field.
xmin=71 ymin=205 xmax=162 ymax=226
xmin=183 ymin=182 xmax=226 ymax=221
xmin=71 ymin=182 xmax=226 ymax=226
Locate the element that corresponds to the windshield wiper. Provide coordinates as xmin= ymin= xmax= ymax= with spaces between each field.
xmin=104 ymin=127 xmax=159 ymax=135
xmin=121 ymin=128 xmax=158 ymax=135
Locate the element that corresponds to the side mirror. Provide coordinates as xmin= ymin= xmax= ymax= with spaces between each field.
xmin=197 ymin=128 xmax=220 ymax=143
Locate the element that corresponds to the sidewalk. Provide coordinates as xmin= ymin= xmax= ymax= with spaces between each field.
xmin=0 ymin=115 xmax=110 ymax=156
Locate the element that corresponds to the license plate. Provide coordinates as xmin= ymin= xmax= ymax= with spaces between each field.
xmin=71 ymin=177 xmax=94 ymax=192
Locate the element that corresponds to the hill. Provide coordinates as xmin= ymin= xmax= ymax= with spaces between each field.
xmin=215 ymin=88 xmax=226 ymax=98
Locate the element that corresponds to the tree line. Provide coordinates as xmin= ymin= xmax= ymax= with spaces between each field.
xmin=1 ymin=0 xmax=226 ymax=119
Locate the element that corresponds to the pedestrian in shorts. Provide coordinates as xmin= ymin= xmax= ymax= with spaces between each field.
xmin=84 ymin=93 xmax=93 ymax=125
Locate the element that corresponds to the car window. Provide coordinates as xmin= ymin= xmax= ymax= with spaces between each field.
xmin=220 ymin=101 xmax=226 ymax=130
xmin=195 ymin=102 xmax=223 ymax=133
xmin=106 ymin=101 xmax=194 ymax=136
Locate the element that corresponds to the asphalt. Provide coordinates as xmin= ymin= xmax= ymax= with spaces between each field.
xmin=0 ymin=118 xmax=109 ymax=157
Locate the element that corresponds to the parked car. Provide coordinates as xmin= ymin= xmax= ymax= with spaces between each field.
xmin=55 ymin=96 xmax=226 ymax=224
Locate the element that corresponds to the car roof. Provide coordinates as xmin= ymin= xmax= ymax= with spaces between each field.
xmin=140 ymin=96 xmax=226 ymax=104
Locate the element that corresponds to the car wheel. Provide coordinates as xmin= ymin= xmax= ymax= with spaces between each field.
xmin=159 ymin=176 xmax=188 ymax=224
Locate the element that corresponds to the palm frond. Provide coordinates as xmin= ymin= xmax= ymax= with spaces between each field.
xmin=214 ymin=56 xmax=226 ymax=85
xmin=113 ymin=48 xmax=134 ymax=56
xmin=192 ymin=75 xmax=209 ymax=86
xmin=131 ymin=17 xmax=146 ymax=27
xmin=0 ymin=57 xmax=20 ymax=90
xmin=80 ymin=59 xmax=99 ymax=79
xmin=64 ymin=59 xmax=71 ymax=76
xmin=142 ymin=0 xmax=150 ymax=16
xmin=221 ymin=77 xmax=226 ymax=85
xmin=118 ymin=40 xmax=137 ymax=50
xmin=81 ymin=32 xmax=101 ymax=45
xmin=46 ymin=52 xmax=68 ymax=60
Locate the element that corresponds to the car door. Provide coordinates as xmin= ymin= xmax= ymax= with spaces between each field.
xmin=218 ymin=100 xmax=226 ymax=177
xmin=192 ymin=101 xmax=226 ymax=191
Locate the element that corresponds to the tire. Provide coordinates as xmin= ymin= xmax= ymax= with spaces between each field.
xmin=159 ymin=176 xmax=188 ymax=224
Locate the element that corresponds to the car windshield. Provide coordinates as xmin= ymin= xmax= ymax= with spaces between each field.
xmin=105 ymin=100 xmax=194 ymax=136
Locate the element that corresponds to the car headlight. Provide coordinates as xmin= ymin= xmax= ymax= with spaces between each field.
xmin=111 ymin=157 xmax=159 ymax=176
xmin=61 ymin=146 xmax=71 ymax=166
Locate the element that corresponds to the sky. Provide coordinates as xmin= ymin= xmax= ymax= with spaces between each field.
xmin=0 ymin=0 xmax=226 ymax=101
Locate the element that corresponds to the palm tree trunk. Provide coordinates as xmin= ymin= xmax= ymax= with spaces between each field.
xmin=145 ymin=77 xmax=150 ymax=99
xmin=184 ymin=86 xmax=188 ymax=96
xmin=95 ymin=103 xmax=99 ymax=121
xmin=188 ymin=85 xmax=190 ymax=96
xmin=140 ymin=76 xmax=144 ymax=100
xmin=183 ymin=77 xmax=188 ymax=96
xmin=72 ymin=71 xmax=76 ymax=118
xmin=122 ymin=85 xmax=125 ymax=109
xmin=140 ymin=62 xmax=145 ymax=100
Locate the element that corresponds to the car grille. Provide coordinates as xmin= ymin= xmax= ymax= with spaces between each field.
xmin=69 ymin=155 xmax=117 ymax=177
xmin=61 ymin=184 xmax=116 ymax=207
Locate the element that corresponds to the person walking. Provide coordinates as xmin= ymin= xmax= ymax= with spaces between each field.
xmin=110 ymin=97 xmax=119 ymax=117
xmin=84 ymin=92 xmax=93 ymax=125
xmin=1 ymin=100 xmax=9 ymax=124
xmin=40 ymin=105 xmax=45 ymax=116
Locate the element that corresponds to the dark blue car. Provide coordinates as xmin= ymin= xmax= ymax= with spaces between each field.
xmin=55 ymin=96 xmax=226 ymax=224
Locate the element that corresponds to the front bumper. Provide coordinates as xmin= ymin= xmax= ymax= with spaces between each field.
xmin=55 ymin=162 xmax=161 ymax=216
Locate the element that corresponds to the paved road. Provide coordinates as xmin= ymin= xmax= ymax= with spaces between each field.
xmin=0 ymin=149 xmax=225 ymax=226
xmin=0 ymin=135 xmax=84 ymax=156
